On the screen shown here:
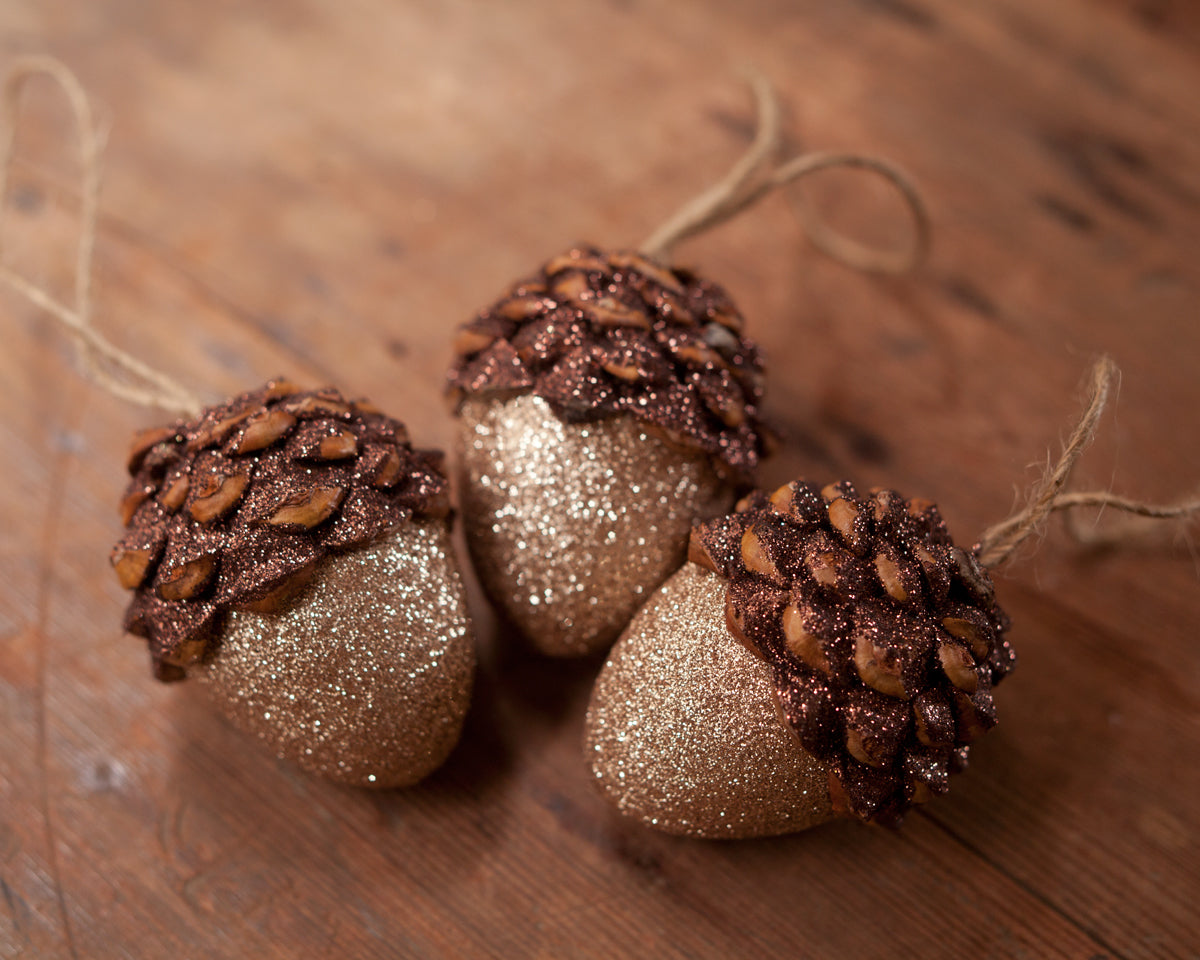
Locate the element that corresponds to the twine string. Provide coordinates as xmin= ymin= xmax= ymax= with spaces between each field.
xmin=640 ymin=72 xmax=930 ymax=273
xmin=1059 ymin=488 xmax=1200 ymax=549
xmin=0 ymin=55 xmax=201 ymax=416
xmin=977 ymin=357 xmax=1200 ymax=567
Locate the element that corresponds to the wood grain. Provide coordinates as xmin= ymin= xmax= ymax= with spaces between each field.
xmin=1 ymin=1 xmax=1197 ymax=957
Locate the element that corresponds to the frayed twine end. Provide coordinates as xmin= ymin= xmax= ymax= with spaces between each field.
xmin=977 ymin=357 xmax=1199 ymax=568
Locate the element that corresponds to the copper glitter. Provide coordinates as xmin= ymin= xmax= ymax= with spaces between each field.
xmin=111 ymin=380 xmax=449 ymax=679
xmin=585 ymin=563 xmax=833 ymax=838
xmin=446 ymin=246 xmax=770 ymax=483
xmin=690 ymin=479 xmax=1015 ymax=824
xmin=457 ymin=394 xmax=731 ymax=656
xmin=198 ymin=520 xmax=475 ymax=788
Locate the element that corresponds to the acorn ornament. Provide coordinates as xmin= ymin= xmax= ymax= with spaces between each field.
xmin=114 ymin=381 xmax=475 ymax=788
xmin=448 ymin=248 xmax=769 ymax=657
xmin=1 ymin=58 xmax=475 ymax=788
xmin=587 ymin=479 xmax=1010 ymax=837
xmin=447 ymin=76 xmax=928 ymax=657
xmin=584 ymin=360 xmax=1200 ymax=837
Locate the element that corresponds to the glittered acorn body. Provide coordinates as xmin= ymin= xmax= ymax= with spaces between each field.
xmin=456 ymin=394 xmax=729 ymax=657
xmin=585 ymin=479 xmax=1015 ymax=837
xmin=111 ymin=380 xmax=475 ymax=788
xmin=198 ymin=519 xmax=473 ymax=787
xmin=447 ymin=247 xmax=771 ymax=657
xmin=586 ymin=562 xmax=833 ymax=838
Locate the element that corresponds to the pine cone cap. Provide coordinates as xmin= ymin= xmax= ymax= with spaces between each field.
xmin=445 ymin=246 xmax=771 ymax=482
xmin=689 ymin=479 xmax=1016 ymax=825
xmin=110 ymin=380 xmax=450 ymax=681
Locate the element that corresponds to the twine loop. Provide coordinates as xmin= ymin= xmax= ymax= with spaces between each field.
xmin=640 ymin=71 xmax=930 ymax=273
xmin=0 ymin=55 xmax=201 ymax=416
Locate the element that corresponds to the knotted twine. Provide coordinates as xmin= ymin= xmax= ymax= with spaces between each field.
xmin=636 ymin=73 xmax=1196 ymax=559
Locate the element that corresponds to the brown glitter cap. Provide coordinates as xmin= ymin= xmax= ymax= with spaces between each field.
xmin=110 ymin=379 xmax=450 ymax=682
xmin=445 ymin=246 xmax=770 ymax=481
xmin=688 ymin=479 xmax=1015 ymax=825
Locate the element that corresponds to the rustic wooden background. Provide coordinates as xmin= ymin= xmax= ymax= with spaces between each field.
xmin=1 ymin=1 xmax=1197 ymax=957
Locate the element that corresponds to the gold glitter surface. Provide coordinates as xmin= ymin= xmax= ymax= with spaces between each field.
xmin=584 ymin=564 xmax=834 ymax=838
xmin=457 ymin=394 xmax=731 ymax=656
xmin=197 ymin=520 xmax=475 ymax=788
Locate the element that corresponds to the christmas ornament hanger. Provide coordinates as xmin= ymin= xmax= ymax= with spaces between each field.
xmin=639 ymin=72 xmax=1198 ymax=565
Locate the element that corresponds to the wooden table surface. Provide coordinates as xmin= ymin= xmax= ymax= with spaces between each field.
xmin=1 ymin=1 xmax=1197 ymax=957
